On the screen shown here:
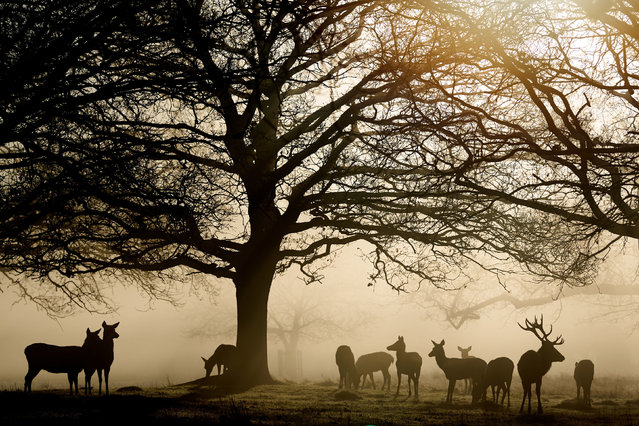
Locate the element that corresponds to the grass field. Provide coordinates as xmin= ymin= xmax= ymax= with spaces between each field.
xmin=2 ymin=374 xmax=639 ymax=425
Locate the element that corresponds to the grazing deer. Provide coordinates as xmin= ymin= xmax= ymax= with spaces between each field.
xmin=355 ymin=352 xmax=394 ymax=391
xmin=24 ymin=328 xmax=101 ymax=395
xmin=386 ymin=336 xmax=422 ymax=399
xmin=335 ymin=345 xmax=358 ymax=390
xmin=517 ymin=315 xmax=564 ymax=414
xmin=574 ymin=359 xmax=594 ymax=406
xmin=485 ymin=357 xmax=514 ymax=407
xmin=202 ymin=344 xmax=236 ymax=377
xmin=458 ymin=346 xmax=474 ymax=395
xmin=429 ymin=339 xmax=487 ymax=404
xmin=85 ymin=321 xmax=120 ymax=395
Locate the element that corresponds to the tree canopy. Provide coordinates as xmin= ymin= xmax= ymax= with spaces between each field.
xmin=2 ymin=0 xmax=638 ymax=388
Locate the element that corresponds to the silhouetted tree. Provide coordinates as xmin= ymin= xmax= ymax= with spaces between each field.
xmin=0 ymin=0 xmax=614 ymax=389
xmin=405 ymin=0 xmax=639 ymax=243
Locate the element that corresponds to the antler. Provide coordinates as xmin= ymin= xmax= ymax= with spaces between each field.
xmin=518 ymin=315 xmax=564 ymax=345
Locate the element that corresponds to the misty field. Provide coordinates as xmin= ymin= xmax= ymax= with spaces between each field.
xmin=2 ymin=374 xmax=639 ymax=425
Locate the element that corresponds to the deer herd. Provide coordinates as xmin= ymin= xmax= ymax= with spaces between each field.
xmin=20 ymin=314 xmax=594 ymax=414
xmin=336 ymin=316 xmax=595 ymax=413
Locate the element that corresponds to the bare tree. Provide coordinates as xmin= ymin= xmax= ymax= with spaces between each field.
xmin=403 ymin=0 xmax=639 ymax=243
xmin=0 ymin=1 xmax=616 ymax=389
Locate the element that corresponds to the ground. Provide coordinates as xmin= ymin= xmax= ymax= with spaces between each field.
xmin=2 ymin=375 xmax=639 ymax=425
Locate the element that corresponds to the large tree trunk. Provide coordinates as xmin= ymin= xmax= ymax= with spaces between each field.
xmin=230 ymin=252 xmax=278 ymax=389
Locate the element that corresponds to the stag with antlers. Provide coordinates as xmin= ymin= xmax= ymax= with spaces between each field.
xmin=517 ymin=315 xmax=565 ymax=414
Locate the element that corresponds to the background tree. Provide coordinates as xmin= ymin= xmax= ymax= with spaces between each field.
xmin=188 ymin=282 xmax=369 ymax=381
xmin=0 ymin=0 xmax=609 ymax=389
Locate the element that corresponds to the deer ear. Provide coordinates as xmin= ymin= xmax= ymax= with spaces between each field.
xmin=202 ymin=357 xmax=207 ymax=363
xmin=431 ymin=340 xmax=437 ymax=345
xmin=113 ymin=322 xmax=120 ymax=328
xmin=457 ymin=346 xmax=462 ymax=351
xmin=468 ymin=346 xmax=472 ymax=351
xmin=86 ymin=328 xmax=91 ymax=335
xmin=440 ymin=339 xmax=445 ymax=345
xmin=102 ymin=321 xmax=107 ymax=327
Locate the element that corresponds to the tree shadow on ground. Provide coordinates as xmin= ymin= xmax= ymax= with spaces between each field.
xmin=173 ymin=375 xmax=281 ymax=398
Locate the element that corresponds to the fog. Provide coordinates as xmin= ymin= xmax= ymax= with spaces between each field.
xmin=2 ymin=244 xmax=639 ymax=391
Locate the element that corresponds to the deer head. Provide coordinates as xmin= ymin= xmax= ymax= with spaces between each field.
xmin=84 ymin=328 xmax=101 ymax=346
xmin=428 ymin=339 xmax=445 ymax=358
xmin=386 ymin=336 xmax=405 ymax=352
xmin=457 ymin=346 xmax=472 ymax=357
xmin=102 ymin=321 xmax=120 ymax=340
xmin=518 ymin=315 xmax=564 ymax=362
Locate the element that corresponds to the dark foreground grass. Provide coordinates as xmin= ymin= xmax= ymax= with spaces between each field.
xmin=2 ymin=382 xmax=639 ymax=425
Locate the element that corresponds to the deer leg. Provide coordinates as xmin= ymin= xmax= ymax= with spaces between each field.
xmin=85 ymin=368 xmax=94 ymax=395
xmin=507 ymin=381 xmax=511 ymax=407
xmin=104 ymin=367 xmax=110 ymax=395
xmin=519 ymin=382 xmax=529 ymax=413
xmin=369 ymin=373 xmax=375 ymax=390
xmin=67 ymin=373 xmax=74 ymax=395
xmin=395 ymin=372 xmax=401 ymax=397
xmin=576 ymin=384 xmax=580 ymax=400
xmin=414 ymin=374 xmax=419 ymax=400
xmin=24 ymin=367 xmax=40 ymax=392
xmin=382 ymin=370 xmax=390 ymax=391
xmin=535 ymin=380 xmax=542 ymax=414
xmin=97 ymin=369 xmax=103 ymax=395
xmin=447 ymin=379 xmax=456 ymax=404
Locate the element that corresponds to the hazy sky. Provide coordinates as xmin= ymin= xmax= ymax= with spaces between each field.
xmin=2 ymin=244 xmax=639 ymax=391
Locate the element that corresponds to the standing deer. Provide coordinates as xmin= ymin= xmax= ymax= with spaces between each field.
xmin=202 ymin=344 xmax=236 ymax=377
xmin=429 ymin=339 xmax=487 ymax=404
xmin=485 ymin=357 xmax=514 ymax=407
xmin=458 ymin=346 xmax=474 ymax=395
xmin=574 ymin=359 xmax=594 ymax=406
xmin=355 ymin=352 xmax=394 ymax=391
xmin=24 ymin=328 xmax=101 ymax=395
xmin=517 ymin=315 xmax=564 ymax=414
xmin=85 ymin=321 xmax=120 ymax=395
xmin=386 ymin=336 xmax=422 ymax=399
xmin=335 ymin=345 xmax=358 ymax=390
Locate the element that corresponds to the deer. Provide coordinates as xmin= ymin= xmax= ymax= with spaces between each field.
xmin=458 ymin=346 xmax=474 ymax=395
xmin=428 ymin=339 xmax=487 ymax=404
xmin=517 ymin=315 xmax=564 ymax=414
xmin=84 ymin=321 xmax=120 ymax=395
xmin=335 ymin=345 xmax=358 ymax=390
xmin=386 ymin=336 xmax=422 ymax=399
xmin=485 ymin=357 xmax=514 ymax=407
xmin=574 ymin=359 xmax=594 ymax=407
xmin=24 ymin=328 xmax=101 ymax=395
xmin=202 ymin=344 xmax=236 ymax=377
xmin=355 ymin=352 xmax=394 ymax=391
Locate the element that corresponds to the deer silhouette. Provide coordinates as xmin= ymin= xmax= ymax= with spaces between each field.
xmin=574 ymin=359 xmax=594 ymax=406
xmin=485 ymin=357 xmax=514 ymax=407
xmin=24 ymin=328 xmax=101 ymax=395
xmin=457 ymin=345 xmax=474 ymax=395
xmin=429 ymin=339 xmax=486 ymax=404
xmin=202 ymin=344 xmax=236 ymax=377
xmin=335 ymin=345 xmax=358 ymax=390
xmin=84 ymin=321 xmax=120 ymax=395
xmin=355 ymin=352 xmax=394 ymax=391
xmin=386 ymin=336 xmax=422 ymax=399
xmin=517 ymin=315 xmax=564 ymax=414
